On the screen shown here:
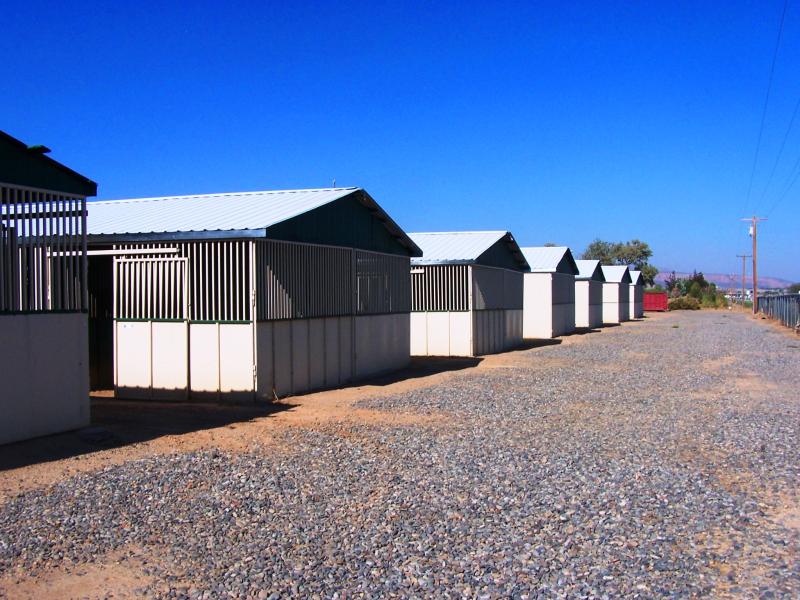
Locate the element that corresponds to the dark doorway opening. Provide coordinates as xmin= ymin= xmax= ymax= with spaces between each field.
xmin=88 ymin=254 xmax=114 ymax=390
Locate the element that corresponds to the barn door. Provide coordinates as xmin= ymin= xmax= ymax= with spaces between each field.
xmin=113 ymin=256 xmax=189 ymax=400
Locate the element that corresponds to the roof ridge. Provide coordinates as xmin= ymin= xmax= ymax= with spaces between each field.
xmin=409 ymin=230 xmax=508 ymax=236
xmin=91 ymin=187 xmax=359 ymax=205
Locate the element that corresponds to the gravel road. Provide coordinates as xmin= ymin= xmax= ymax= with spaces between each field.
xmin=1 ymin=311 xmax=798 ymax=598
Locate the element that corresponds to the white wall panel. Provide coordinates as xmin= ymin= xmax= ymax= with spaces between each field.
xmin=189 ymin=324 xmax=220 ymax=394
xmin=425 ymin=312 xmax=452 ymax=356
xmin=151 ymin=322 xmax=188 ymax=398
xmin=602 ymin=283 xmax=625 ymax=324
xmin=290 ymin=320 xmax=310 ymax=394
xmin=523 ymin=273 xmax=554 ymax=338
xmin=324 ymin=317 xmax=341 ymax=387
xmin=256 ymin=322 xmax=274 ymax=401
xmin=448 ymin=311 xmax=472 ymax=356
xmin=0 ymin=313 xmax=90 ymax=445
xmin=308 ymin=318 xmax=326 ymax=391
xmin=219 ymin=324 xmax=254 ymax=397
xmin=116 ymin=321 xmax=152 ymax=397
xmin=272 ymin=321 xmax=293 ymax=396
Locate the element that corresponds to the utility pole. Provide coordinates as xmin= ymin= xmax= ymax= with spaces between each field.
xmin=736 ymin=254 xmax=751 ymax=310
xmin=740 ymin=216 xmax=767 ymax=314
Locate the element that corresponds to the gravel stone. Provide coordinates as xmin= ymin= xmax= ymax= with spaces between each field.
xmin=1 ymin=311 xmax=798 ymax=598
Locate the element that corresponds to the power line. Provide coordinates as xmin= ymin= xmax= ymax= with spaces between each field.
xmin=743 ymin=0 xmax=790 ymax=214
xmin=757 ymin=93 xmax=800 ymax=206
xmin=766 ymin=150 xmax=800 ymax=216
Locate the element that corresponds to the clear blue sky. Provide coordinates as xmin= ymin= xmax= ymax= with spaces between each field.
xmin=3 ymin=1 xmax=799 ymax=281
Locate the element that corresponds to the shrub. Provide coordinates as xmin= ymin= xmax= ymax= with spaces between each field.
xmin=669 ymin=296 xmax=700 ymax=310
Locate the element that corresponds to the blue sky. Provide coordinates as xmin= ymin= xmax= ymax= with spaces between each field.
xmin=3 ymin=1 xmax=799 ymax=281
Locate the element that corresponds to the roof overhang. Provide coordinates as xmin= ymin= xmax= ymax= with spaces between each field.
xmin=0 ymin=130 xmax=97 ymax=197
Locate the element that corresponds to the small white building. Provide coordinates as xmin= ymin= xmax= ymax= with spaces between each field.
xmin=1 ymin=131 xmax=96 ymax=444
xmin=87 ymin=188 xmax=421 ymax=402
xmin=408 ymin=231 xmax=529 ymax=357
xmin=600 ymin=265 xmax=632 ymax=324
xmin=520 ymin=246 xmax=578 ymax=339
xmin=574 ymin=259 xmax=605 ymax=329
xmin=628 ymin=270 xmax=644 ymax=319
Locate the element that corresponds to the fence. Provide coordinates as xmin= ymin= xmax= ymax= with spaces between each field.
xmin=758 ymin=294 xmax=800 ymax=330
xmin=1 ymin=183 xmax=88 ymax=313
xmin=113 ymin=239 xmax=411 ymax=323
xmin=410 ymin=265 xmax=469 ymax=312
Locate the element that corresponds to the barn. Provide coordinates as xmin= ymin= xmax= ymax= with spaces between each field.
xmin=520 ymin=246 xmax=578 ymax=339
xmin=86 ymin=188 xmax=421 ymax=402
xmin=628 ymin=270 xmax=644 ymax=319
xmin=408 ymin=231 xmax=528 ymax=356
xmin=574 ymin=259 xmax=605 ymax=329
xmin=0 ymin=131 xmax=96 ymax=444
xmin=600 ymin=265 xmax=632 ymax=325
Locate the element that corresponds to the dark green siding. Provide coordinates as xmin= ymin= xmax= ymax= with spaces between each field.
xmin=265 ymin=192 xmax=411 ymax=256
xmin=0 ymin=133 xmax=97 ymax=197
xmin=477 ymin=238 xmax=526 ymax=271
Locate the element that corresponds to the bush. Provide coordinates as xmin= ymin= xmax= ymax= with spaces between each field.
xmin=669 ymin=296 xmax=700 ymax=310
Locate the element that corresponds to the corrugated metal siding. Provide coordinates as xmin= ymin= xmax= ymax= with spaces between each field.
xmin=355 ymin=250 xmax=410 ymax=315
xmin=1 ymin=183 xmax=87 ymax=312
xmin=255 ymin=240 xmax=351 ymax=320
xmin=255 ymin=240 xmax=410 ymax=321
xmin=472 ymin=266 xmax=523 ymax=310
xmin=410 ymin=265 xmax=469 ymax=312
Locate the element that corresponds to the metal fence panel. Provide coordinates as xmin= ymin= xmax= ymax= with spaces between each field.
xmin=759 ymin=294 xmax=800 ymax=329
xmin=115 ymin=241 xmax=251 ymax=322
xmin=0 ymin=183 xmax=87 ymax=313
xmin=410 ymin=264 xmax=469 ymax=312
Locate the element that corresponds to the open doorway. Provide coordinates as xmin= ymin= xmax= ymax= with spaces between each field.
xmin=88 ymin=254 xmax=114 ymax=391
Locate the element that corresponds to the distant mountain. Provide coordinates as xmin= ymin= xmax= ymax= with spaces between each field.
xmin=655 ymin=270 xmax=794 ymax=290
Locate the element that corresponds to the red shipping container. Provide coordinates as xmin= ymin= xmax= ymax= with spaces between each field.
xmin=644 ymin=291 xmax=669 ymax=312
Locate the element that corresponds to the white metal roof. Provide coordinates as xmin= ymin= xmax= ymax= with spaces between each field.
xmin=87 ymin=187 xmax=421 ymax=254
xmin=89 ymin=188 xmax=357 ymax=234
xmin=629 ymin=270 xmax=643 ymax=285
xmin=575 ymin=259 xmax=605 ymax=281
xmin=519 ymin=246 xmax=578 ymax=274
xmin=408 ymin=231 xmax=528 ymax=270
xmin=601 ymin=265 xmax=632 ymax=283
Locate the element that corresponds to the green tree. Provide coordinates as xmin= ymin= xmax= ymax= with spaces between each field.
xmin=581 ymin=238 xmax=658 ymax=285
xmin=789 ymin=283 xmax=800 ymax=294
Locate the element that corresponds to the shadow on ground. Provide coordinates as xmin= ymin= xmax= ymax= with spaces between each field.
xmin=333 ymin=356 xmax=483 ymax=390
xmin=0 ymin=357 xmax=485 ymax=472
xmin=518 ymin=338 xmax=563 ymax=349
xmin=0 ymin=399 xmax=295 ymax=472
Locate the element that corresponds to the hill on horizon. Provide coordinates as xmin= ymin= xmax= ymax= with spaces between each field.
xmin=654 ymin=270 xmax=794 ymax=290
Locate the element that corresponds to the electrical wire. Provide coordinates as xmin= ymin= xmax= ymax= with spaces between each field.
xmin=757 ymin=93 xmax=800 ymax=205
xmin=743 ymin=0 xmax=790 ymax=214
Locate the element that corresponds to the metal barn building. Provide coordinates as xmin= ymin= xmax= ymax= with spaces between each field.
xmin=0 ymin=131 xmax=96 ymax=444
xmin=628 ymin=270 xmax=644 ymax=319
xmin=600 ymin=265 xmax=632 ymax=325
xmin=574 ymin=259 xmax=605 ymax=329
xmin=408 ymin=231 xmax=529 ymax=357
xmin=520 ymin=246 xmax=578 ymax=339
xmin=86 ymin=188 xmax=421 ymax=402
